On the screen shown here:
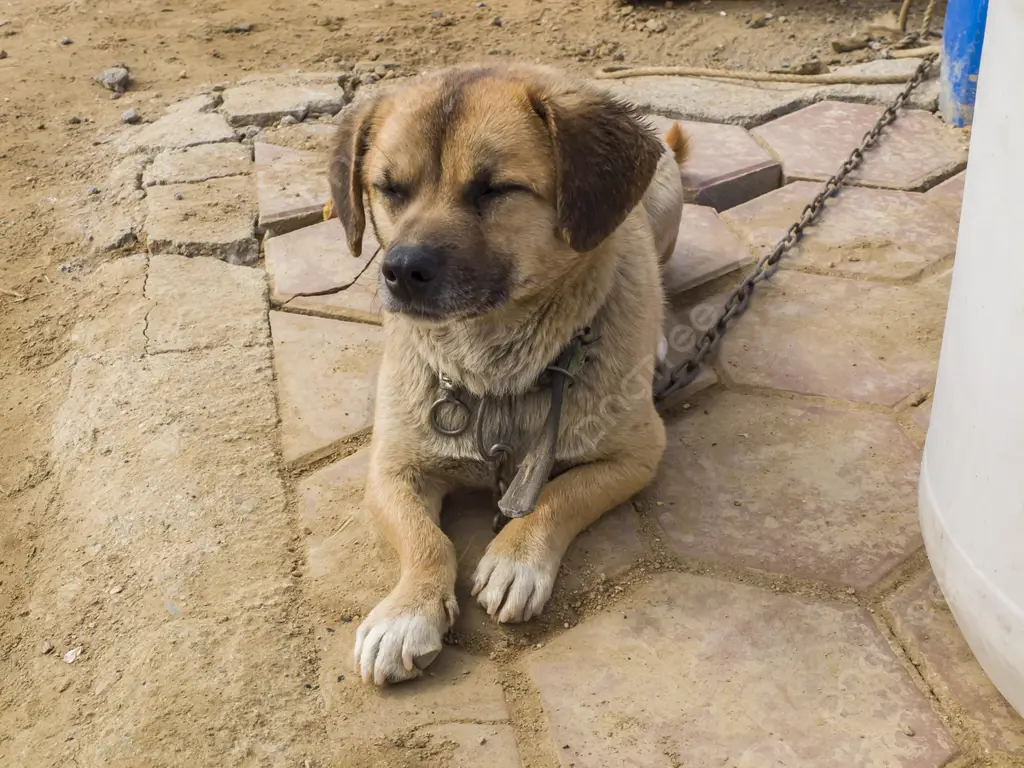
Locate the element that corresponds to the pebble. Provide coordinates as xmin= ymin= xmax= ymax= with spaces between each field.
xmin=42 ymin=640 xmax=54 ymax=655
xmin=0 ymin=50 xmax=7 ymax=60
xmin=63 ymin=647 xmax=83 ymax=664
xmin=490 ymin=16 xmax=502 ymax=26
xmin=68 ymin=115 xmax=81 ymax=124
xmin=174 ymin=192 xmax=184 ymax=201
xmin=280 ymin=115 xmax=298 ymax=125
xmin=110 ymin=585 xmax=123 ymax=594
xmin=60 ymin=36 xmax=73 ymax=45
xmin=95 ymin=65 xmax=131 ymax=94
xmin=228 ymin=23 xmax=254 ymax=33
xmin=748 ymin=13 xmax=770 ymax=28
xmin=87 ymin=186 xmax=99 ymax=195
xmin=645 ymin=18 xmax=667 ymax=33
xmin=900 ymin=723 xmax=916 ymax=737
xmin=478 ymin=736 xmax=487 ymax=745
xmin=121 ymin=109 xmax=140 ymax=125
xmin=240 ymin=125 xmax=260 ymax=140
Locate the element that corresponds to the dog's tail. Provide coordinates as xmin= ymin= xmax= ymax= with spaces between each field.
xmin=664 ymin=122 xmax=690 ymax=167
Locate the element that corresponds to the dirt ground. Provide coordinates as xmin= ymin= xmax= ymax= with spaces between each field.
xmin=0 ymin=0 xmax=946 ymax=763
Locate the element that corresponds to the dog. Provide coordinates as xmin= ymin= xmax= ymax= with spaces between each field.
xmin=327 ymin=63 xmax=689 ymax=685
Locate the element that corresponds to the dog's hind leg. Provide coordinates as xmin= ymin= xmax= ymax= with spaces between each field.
xmin=471 ymin=406 xmax=666 ymax=623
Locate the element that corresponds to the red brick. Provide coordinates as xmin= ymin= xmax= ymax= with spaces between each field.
xmin=646 ymin=390 xmax=923 ymax=589
xmin=752 ymin=101 xmax=967 ymax=191
xmin=722 ymin=181 xmax=960 ymax=282
xmin=646 ymin=115 xmax=782 ymax=210
xmin=530 ymin=573 xmax=957 ymax=767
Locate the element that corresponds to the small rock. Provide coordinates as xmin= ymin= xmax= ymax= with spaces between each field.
xmin=430 ymin=10 xmax=443 ymax=18
xmin=645 ymin=18 xmax=667 ymax=33
xmin=831 ymin=36 xmax=870 ymax=53
xmin=110 ymin=585 xmax=123 ymax=594
xmin=846 ymin=587 xmax=856 ymax=595
xmin=0 ymin=50 xmax=7 ymax=60
xmin=280 ymin=115 xmax=298 ymax=126
xmin=95 ymin=65 xmax=131 ymax=94
xmin=227 ymin=23 xmax=254 ymax=33
xmin=173 ymin=192 xmax=184 ymax=201
xmin=42 ymin=641 xmax=54 ymax=655
xmin=87 ymin=186 xmax=99 ymax=195
xmin=60 ymin=36 xmax=73 ymax=45
xmin=900 ymin=723 xmax=915 ymax=737
xmin=490 ymin=16 xmax=502 ymax=26
xmin=210 ymin=49 xmax=222 ymax=58
xmin=68 ymin=115 xmax=81 ymax=124
xmin=478 ymin=736 xmax=487 ymax=745
xmin=63 ymin=647 xmax=83 ymax=664
xmin=121 ymin=109 xmax=140 ymax=124
xmin=240 ymin=125 xmax=260 ymax=140
xmin=748 ymin=13 xmax=770 ymax=28
xmin=475 ymin=1 xmax=486 ymax=6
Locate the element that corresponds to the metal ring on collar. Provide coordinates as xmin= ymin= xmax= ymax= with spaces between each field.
xmin=429 ymin=393 xmax=472 ymax=436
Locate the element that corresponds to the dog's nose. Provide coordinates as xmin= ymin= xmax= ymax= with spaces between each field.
xmin=381 ymin=244 xmax=443 ymax=301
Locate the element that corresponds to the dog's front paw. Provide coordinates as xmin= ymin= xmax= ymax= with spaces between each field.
xmin=471 ymin=535 xmax=560 ymax=624
xmin=354 ymin=585 xmax=458 ymax=686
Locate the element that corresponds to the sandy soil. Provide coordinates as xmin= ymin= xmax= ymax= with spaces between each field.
xmin=0 ymin=0 xmax=947 ymax=763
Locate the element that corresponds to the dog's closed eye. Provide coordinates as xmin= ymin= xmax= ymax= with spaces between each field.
xmin=465 ymin=174 xmax=531 ymax=211
xmin=373 ymin=179 xmax=410 ymax=206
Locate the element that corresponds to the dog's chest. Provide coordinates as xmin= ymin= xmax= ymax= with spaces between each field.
xmin=420 ymin=386 xmax=595 ymax=466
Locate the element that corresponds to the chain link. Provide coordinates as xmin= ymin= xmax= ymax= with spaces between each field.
xmin=653 ymin=52 xmax=938 ymax=404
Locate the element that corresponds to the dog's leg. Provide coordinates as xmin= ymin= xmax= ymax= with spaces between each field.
xmin=354 ymin=465 xmax=458 ymax=685
xmin=472 ymin=415 xmax=665 ymax=623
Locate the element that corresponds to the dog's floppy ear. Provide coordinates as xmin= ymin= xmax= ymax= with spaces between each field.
xmin=328 ymin=97 xmax=380 ymax=257
xmin=530 ymin=85 xmax=664 ymax=253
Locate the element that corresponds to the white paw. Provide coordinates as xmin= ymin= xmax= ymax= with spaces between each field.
xmin=471 ymin=549 xmax=559 ymax=624
xmin=353 ymin=591 xmax=456 ymax=685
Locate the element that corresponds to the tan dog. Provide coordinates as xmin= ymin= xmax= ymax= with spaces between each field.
xmin=327 ymin=63 xmax=688 ymax=685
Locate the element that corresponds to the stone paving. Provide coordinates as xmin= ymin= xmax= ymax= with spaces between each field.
xmin=84 ymin=66 xmax=1024 ymax=766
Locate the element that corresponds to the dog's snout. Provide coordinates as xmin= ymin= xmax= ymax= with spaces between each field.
xmin=381 ymin=244 xmax=443 ymax=302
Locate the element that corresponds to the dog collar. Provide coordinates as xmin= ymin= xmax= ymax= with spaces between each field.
xmin=427 ymin=325 xmax=600 ymax=531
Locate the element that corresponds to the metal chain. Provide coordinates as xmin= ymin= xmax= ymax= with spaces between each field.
xmin=653 ymin=52 xmax=938 ymax=404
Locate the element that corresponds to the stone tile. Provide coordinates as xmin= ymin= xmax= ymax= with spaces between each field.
xmin=662 ymin=205 xmax=754 ymax=295
xmin=887 ymin=570 xmax=1024 ymax=756
xmin=911 ymin=398 xmax=933 ymax=432
xmin=144 ymin=176 xmax=258 ymax=265
xmin=602 ymin=76 xmax=816 ymax=128
xmin=115 ymin=95 xmax=236 ymax=154
xmin=812 ymin=57 xmax=941 ymax=112
xmin=691 ymin=269 xmax=948 ymax=406
xmin=560 ymin=504 xmax=649 ymax=594
xmin=645 ymin=390 xmax=923 ymax=589
xmin=255 ymin=143 xmax=331 ymax=236
xmin=143 ymin=142 xmax=252 ymax=186
xmin=255 ymin=121 xmax=338 ymax=154
xmin=284 ymin=260 xmax=383 ymax=324
xmin=298 ymin=455 xmax=514 ymax=759
xmin=264 ymin=218 xmax=380 ymax=320
xmin=646 ymin=115 xmax=782 ymax=210
xmin=220 ymin=73 xmax=347 ymax=127
xmin=654 ymin=307 xmax=720 ymax=410
xmin=927 ymin=170 xmax=966 ymax=201
xmin=418 ymin=724 xmax=522 ymax=768
xmin=752 ymin=101 xmax=967 ymax=191
xmin=530 ymin=573 xmax=957 ymax=767
xmin=722 ymin=181 xmax=960 ymax=281
xmin=270 ymin=312 xmax=382 ymax=465
xmin=145 ymin=254 xmax=268 ymax=353
xmin=297 ymin=449 xmax=395 ymax=617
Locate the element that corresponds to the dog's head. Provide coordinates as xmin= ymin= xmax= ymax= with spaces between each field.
xmin=328 ymin=64 xmax=664 ymax=322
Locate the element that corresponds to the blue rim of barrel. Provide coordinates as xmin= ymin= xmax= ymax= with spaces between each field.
xmin=940 ymin=0 xmax=990 ymax=127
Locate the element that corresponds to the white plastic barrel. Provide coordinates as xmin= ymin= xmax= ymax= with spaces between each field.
xmin=919 ymin=0 xmax=1024 ymax=717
